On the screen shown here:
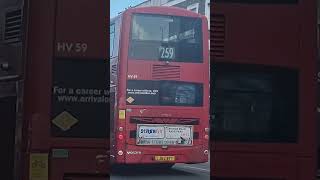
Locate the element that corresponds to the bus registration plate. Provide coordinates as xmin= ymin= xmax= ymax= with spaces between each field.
xmin=137 ymin=124 xmax=193 ymax=146
xmin=154 ymin=156 xmax=175 ymax=161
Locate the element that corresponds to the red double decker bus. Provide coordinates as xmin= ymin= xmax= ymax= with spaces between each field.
xmin=211 ymin=0 xmax=317 ymax=179
xmin=110 ymin=6 xmax=209 ymax=166
xmin=0 ymin=0 xmax=108 ymax=179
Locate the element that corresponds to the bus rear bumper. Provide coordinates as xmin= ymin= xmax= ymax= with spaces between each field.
xmin=123 ymin=144 xmax=209 ymax=164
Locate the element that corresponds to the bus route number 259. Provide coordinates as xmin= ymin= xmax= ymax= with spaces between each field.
xmin=159 ymin=46 xmax=175 ymax=60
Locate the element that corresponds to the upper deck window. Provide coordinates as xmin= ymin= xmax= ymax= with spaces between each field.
xmin=129 ymin=14 xmax=203 ymax=63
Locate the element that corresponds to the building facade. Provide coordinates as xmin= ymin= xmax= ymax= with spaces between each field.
xmin=135 ymin=0 xmax=210 ymax=28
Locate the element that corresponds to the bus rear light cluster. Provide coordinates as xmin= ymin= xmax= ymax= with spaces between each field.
xmin=204 ymin=135 xmax=209 ymax=140
xmin=118 ymin=134 xmax=124 ymax=140
xmin=204 ymin=150 xmax=209 ymax=155
xmin=204 ymin=127 xmax=209 ymax=140
xmin=118 ymin=126 xmax=124 ymax=131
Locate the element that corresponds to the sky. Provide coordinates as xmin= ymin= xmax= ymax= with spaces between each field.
xmin=110 ymin=0 xmax=147 ymax=19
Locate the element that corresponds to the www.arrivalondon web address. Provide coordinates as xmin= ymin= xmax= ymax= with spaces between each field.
xmin=57 ymin=95 xmax=109 ymax=103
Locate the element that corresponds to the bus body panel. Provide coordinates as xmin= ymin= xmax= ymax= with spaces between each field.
xmin=213 ymin=5 xmax=300 ymax=68
xmin=211 ymin=1 xmax=317 ymax=179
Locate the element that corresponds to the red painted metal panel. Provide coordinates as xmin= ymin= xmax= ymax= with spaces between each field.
xmin=54 ymin=0 xmax=107 ymax=59
xmin=50 ymin=149 xmax=109 ymax=179
xmin=23 ymin=0 xmax=109 ymax=179
xmin=211 ymin=0 xmax=317 ymax=179
xmin=212 ymin=152 xmax=296 ymax=179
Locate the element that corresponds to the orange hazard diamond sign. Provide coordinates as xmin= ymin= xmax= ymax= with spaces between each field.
xmin=52 ymin=111 xmax=78 ymax=131
xmin=126 ymin=97 xmax=135 ymax=103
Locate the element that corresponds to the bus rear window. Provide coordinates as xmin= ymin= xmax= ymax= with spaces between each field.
xmin=51 ymin=58 xmax=109 ymax=138
xmin=211 ymin=64 xmax=298 ymax=143
xmin=129 ymin=14 xmax=203 ymax=63
xmin=126 ymin=80 xmax=203 ymax=106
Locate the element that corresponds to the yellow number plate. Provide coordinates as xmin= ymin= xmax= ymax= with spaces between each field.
xmin=29 ymin=153 xmax=48 ymax=180
xmin=119 ymin=110 xmax=125 ymax=119
xmin=154 ymin=156 xmax=175 ymax=161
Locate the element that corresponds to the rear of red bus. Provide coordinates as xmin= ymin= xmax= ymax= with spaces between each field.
xmin=22 ymin=0 xmax=109 ymax=179
xmin=211 ymin=0 xmax=317 ymax=179
xmin=110 ymin=7 xmax=209 ymax=165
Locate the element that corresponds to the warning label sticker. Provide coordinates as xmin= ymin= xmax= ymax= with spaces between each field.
xmin=29 ymin=153 xmax=48 ymax=180
xmin=52 ymin=111 xmax=79 ymax=131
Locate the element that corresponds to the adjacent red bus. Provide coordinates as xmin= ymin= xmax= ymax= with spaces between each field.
xmin=110 ymin=6 xmax=209 ymax=166
xmin=317 ymin=23 xmax=320 ymax=172
xmin=1 ymin=0 xmax=109 ymax=179
xmin=211 ymin=0 xmax=317 ymax=179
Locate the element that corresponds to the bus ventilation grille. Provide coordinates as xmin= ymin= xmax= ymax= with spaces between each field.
xmin=211 ymin=14 xmax=225 ymax=59
xmin=130 ymin=117 xmax=199 ymax=125
xmin=4 ymin=9 xmax=22 ymax=44
xmin=152 ymin=65 xmax=180 ymax=80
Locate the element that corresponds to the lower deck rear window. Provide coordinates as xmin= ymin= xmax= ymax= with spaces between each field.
xmin=51 ymin=58 xmax=109 ymax=138
xmin=126 ymin=80 xmax=203 ymax=106
xmin=211 ymin=63 xmax=298 ymax=143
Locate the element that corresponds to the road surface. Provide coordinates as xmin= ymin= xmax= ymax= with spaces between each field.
xmin=111 ymin=161 xmax=210 ymax=180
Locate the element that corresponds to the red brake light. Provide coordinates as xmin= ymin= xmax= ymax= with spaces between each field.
xmin=118 ymin=134 xmax=124 ymax=140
